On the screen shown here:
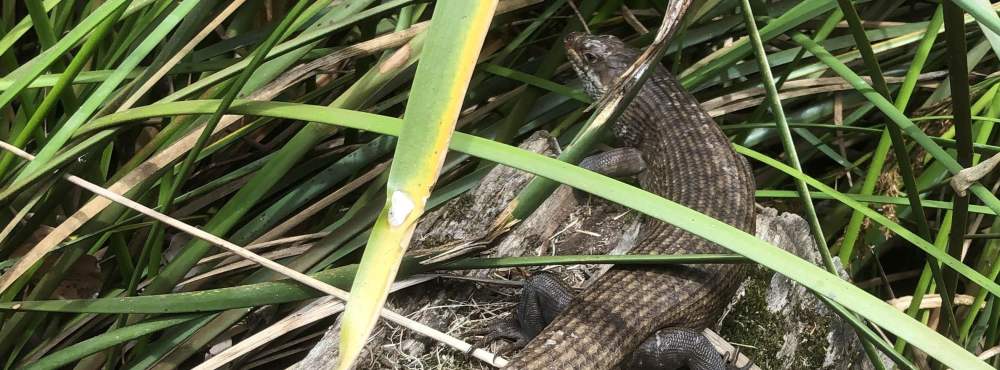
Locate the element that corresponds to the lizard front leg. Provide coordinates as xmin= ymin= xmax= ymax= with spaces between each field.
xmin=579 ymin=147 xmax=647 ymax=178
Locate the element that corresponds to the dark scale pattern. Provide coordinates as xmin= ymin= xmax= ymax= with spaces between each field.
xmin=504 ymin=34 xmax=756 ymax=369
xmin=626 ymin=328 xmax=729 ymax=370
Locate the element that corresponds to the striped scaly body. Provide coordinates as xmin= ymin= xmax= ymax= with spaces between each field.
xmin=503 ymin=33 xmax=756 ymax=369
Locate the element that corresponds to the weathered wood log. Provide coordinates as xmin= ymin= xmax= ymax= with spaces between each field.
xmin=720 ymin=207 xmax=884 ymax=370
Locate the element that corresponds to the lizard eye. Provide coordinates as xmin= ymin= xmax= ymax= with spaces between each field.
xmin=582 ymin=51 xmax=599 ymax=64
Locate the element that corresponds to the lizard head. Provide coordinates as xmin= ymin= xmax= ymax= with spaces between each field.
xmin=564 ymin=32 xmax=640 ymax=99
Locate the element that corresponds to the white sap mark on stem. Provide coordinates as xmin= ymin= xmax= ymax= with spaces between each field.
xmin=388 ymin=190 xmax=415 ymax=226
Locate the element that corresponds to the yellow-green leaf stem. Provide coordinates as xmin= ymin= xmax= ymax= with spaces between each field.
xmin=336 ymin=2 xmax=498 ymax=369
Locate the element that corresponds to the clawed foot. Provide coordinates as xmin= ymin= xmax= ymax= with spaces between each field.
xmin=465 ymin=316 xmax=530 ymax=356
xmin=463 ymin=272 xmax=575 ymax=363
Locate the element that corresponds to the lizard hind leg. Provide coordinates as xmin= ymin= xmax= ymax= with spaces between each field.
xmin=517 ymin=272 xmax=576 ymax=334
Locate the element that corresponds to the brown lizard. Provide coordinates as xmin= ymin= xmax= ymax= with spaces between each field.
xmin=481 ymin=33 xmax=757 ymax=370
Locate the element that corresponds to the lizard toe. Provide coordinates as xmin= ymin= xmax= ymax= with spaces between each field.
xmin=465 ymin=315 xmax=529 ymax=353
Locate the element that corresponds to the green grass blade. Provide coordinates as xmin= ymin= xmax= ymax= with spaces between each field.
xmin=0 ymin=0 xmax=130 ymax=118
xmin=479 ymin=63 xmax=590 ymax=103
xmin=680 ymin=0 xmax=836 ymax=88
xmin=839 ymin=6 xmax=944 ymax=262
xmin=790 ymin=32 xmax=1000 ymax=218
xmin=0 ymin=2 xmax=124 ymax=179
xmin=740 ymin=0 xmax=834 ymax=271
xmin=157 ymin=0 xmax=415 ymax=104
xmin=952 ymin=0 xmax=1000 ymax=36
xmin=22 ymin=315 xmax=202 ymax=370
xmin=11 ymin=0 xmax=199 ymax=182
xmin=941 ymin=0 xmax=976 ymax=341
xmin=142 ymin=3 xmax=423 ymax=298
xmin=756 ymin=190 xmax=998 ymax=215
xmin=0 ymin=255 xmax=743 ymax=314
xmin=742 ymin=1 xmax=888 ymax=366
xmin=0 ymin=0 xmax=60 ymax=58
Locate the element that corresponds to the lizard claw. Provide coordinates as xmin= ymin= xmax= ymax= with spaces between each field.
xmin=724 ymin=347 xmax=754 ymax=370
xmin=465 ymin=316 xmax=530 ymax=354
